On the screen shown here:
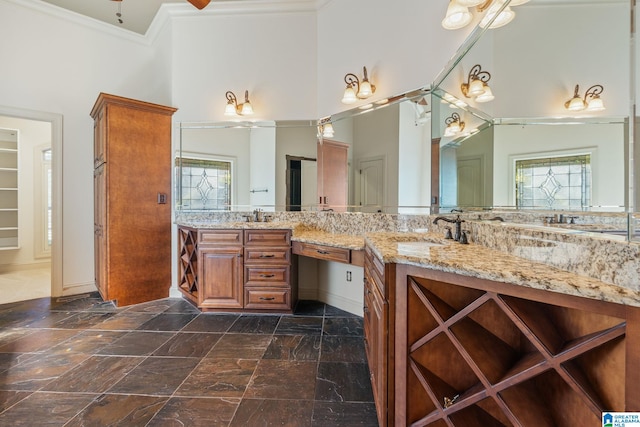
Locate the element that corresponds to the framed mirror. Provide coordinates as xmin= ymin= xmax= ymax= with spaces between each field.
xmin=431 ymin=0 xmax=635 ymax=239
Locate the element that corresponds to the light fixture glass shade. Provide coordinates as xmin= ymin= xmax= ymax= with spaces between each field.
xmin=322 ymin=123 xmax=335 ymax=138
xmin=342 ymin=86 xmax=357 ymax=104
xmin=480 ymin=5 xmax=515 ymax=29
xmin=442 ymin=0 xmax=473 ymax=30
xmin=224 ymin=102 xmax=237 ymax=116
xmin=508 ymin=0 xmax=530 ymax=5
xmin=586 ymin=96 xmax=605 ymax=112
xmin=566 ymin=96 xmax=586 ymax=111
xmin=475 ymin=85 xmax=494 ymax=102
xmin=240 ymin=101 xmax=253 ymax=115
xmin=444 ymin=123 xmax=460 ymax=137
xmin=468 ymin=79 xmax=486 ymax=96
xmin=457 ymin=0 xmax=485 ymax=6
xmin=358 ymin=80 xmax=373 ymax=98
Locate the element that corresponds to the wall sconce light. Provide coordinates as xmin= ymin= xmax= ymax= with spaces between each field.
xmin=460 ymin=64 xmax=494 ymax=103
xmin=224 ymin=90 xmax=254 ymax=116
xmin=444 ymin=113 xmax=465 ymax=137
xmin=564 ymin=84 xmax=605 ymax=112
xmin=318 ymin=118 xmax=334 ymax=138
xmin=341 ymin=66 xmax=376 ymax=104
xmin=442 ymin=0 xmax=529 ymax=31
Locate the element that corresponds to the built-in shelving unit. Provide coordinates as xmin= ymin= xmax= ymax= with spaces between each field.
xmin=0 ymin=130 xmax=18 ymax=250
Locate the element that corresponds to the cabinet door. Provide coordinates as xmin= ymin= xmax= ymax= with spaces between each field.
xmin=369 ymin=283 xmax=388 ymax=427
xmin=93 ymin=163 xmax=107 ymax=299
xmin=317 ymin=139 xmax=348 ymax=212
xmin=198 ymin=246 xmax=243 ymax=309
xmin=93 ymin=108 xmax=106 ymax=168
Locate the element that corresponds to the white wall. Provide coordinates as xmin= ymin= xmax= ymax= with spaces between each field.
xmin=275 ymin=123 xmax=318 ymax=208
xmin=398 ymin=101 xmax=431 ymax=212
xmin=249 ymin=126 xmax=276 ymax=208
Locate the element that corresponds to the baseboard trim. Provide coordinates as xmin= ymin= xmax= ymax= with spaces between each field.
xmin=317 ymin=289 xmax=363 ymax=316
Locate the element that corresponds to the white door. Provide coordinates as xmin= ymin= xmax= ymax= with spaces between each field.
xmin=457 ymin=156 xmax=484 ymax=207
xmin=358 ymin=157 xmax=384 ymax=212
xmin=301 ymin=159 xmax=317 ymax=209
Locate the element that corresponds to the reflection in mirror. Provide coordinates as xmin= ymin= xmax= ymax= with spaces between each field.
xmin=431 ymin=0 xmax=634 ymax=238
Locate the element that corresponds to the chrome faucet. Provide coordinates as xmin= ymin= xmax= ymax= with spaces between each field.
xmin=253 ymin=208 xmax=264 ymax=222
xmin=433 ymin=215 xmax=466 ymax=243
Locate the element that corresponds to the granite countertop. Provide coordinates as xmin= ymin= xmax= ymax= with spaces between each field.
xmin=365 ymin=231 xmax=640 ymax=308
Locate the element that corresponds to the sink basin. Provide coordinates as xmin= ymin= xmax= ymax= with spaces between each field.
xmin=397 ymin=240 xmax=447 ymax=256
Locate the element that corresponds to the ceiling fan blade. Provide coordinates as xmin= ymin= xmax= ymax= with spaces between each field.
xmin=187 ymin=0 xmax=211 ymax=10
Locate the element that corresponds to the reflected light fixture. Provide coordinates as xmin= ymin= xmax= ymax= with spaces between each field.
xmin=341 ymin=66 xmax=376 ymax=104
xmin=224 ymin=90 xmax=254 ymax=116
xmin=460 ymin=64 xmax=494 ymax=103
xmin=442 ymin=0 xmax=529 ymax=31
xmin=444 ymin=112 xmax=465 ymax=137
xmin=318 ymin=118 xmax=334 ymax=138
xmin=564 ymin=84 xmax=605 ymax=112
xmin=479 ymin=1 xmax=515 ymax=29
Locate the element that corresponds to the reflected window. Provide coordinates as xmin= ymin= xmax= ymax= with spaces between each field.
xmin=515 ymin=154 xmax=591 ymax=209
xmin=176 ymin=157 xmax=232 ymax=211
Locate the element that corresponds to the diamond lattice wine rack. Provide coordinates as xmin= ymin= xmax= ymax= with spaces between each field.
xmin=178 ymin=227 xmax=199 ymax=302
xmin=399 ymin=273 xmax=627 ymax=427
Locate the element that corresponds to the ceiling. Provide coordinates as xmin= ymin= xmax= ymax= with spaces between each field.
xmin=39 ymin=0 xmax=230 ymax=35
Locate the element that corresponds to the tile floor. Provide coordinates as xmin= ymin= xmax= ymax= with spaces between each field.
xmin=0 ymin=293 xmax=379 ymax=426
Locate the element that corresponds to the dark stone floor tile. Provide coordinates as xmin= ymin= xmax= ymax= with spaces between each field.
xmin=0 ymin=312 xmax=40 ymax=329
xmin=147 ymin=397 xmax=239 ymax=427
xmin=137 ymin=313 xmax=199 ymax=332
xmin=312 ymin=401 xmax=379 ymax=426
xmin=22 ymin=311 xmax=76 ymax=328
xmin=206 ymin=333 xmax=272 ymax=359
xmin=97 ymin=331 xmax=175 ymax=356
xmin=244 ymin=360 xmax=317 ymax=400
xmin=323 ymin=317 xmax=364 ymax=336
xmin=294 ymin=300 xmax=326 ymax=317
xmin=176 ymin=358 xmax=257 ymax=398
xmin=315 ymin=362 xmax=374 ymax=402
xmin=163 ymin=299 xmax=201 ymax=314
xmin=0 ymin=390 xmax=31 ymax=413
xmin=0 ymin=329 xmax=36 ymax=348
xmin=227 ymin=315 xmax=280 ymax=334
xmin=65 ymin=393 xmax=168 ymax=427
xmin=48 ymin=330 xmax=127 ymax=354
xmin=108 ymin=357 xmax=200 ymax=396
xmin=50 ymin=292 xmax=105 ymax=312
xmin=275 ymin=316 xmax=323 ymax=335
xmin=0 ymin=391 xmax=96 ymax=426
xmin=50 ymin=311 xmax=116 ymax=329
xmin=263 ymin=335 xmax=321 ymax=361
xmin=320 ymin=335 xmax=366 ymax=363
xmin=229 ymin=398 xmax=314 ymax=427
xmin=325 ymin=305 xmax=359 ymax=318
xmin=90 ymin=311 xmax=158 ymax=331
xmin=42 ymin=355 xmax=144 ymax=393
xmin=182 ymin=314 xmax=240 ymax=333
xmin=0 ymin=352 xmax=36 ymax=374
xmin=0 ymin=297 xmax=51 ymax=314
xmin=125 ymin=298 xmax=181 ymax=313
xmin=0 ymin=329 xmax=80 ymax=353
xmin=0 ymin=352 xmax=90 ymax=391
xmin=153 ymin=332 xmax=222 ymax=358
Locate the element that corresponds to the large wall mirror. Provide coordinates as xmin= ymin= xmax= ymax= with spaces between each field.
xmin=431 ymin=0 xmax=636 ymax=239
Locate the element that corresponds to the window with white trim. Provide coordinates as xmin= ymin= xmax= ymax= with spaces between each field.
xmin=175 ymin=157 xmax=232 ymax=211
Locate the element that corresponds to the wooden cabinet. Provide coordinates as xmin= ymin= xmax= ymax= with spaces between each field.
xmin=91 ymin=93 xmax=176 ymax=306
xmin=364 ymin=245 xmax=640 ymax=426
xmin=363 ymin=244 xmax=395 ymax=427
xmin=292 ymin=241 xmax=364 ymax=267
xmin=317 ymin=139 xmax=348 ymax=212
xmin=178 ymin=227 xmax=296 ymax=312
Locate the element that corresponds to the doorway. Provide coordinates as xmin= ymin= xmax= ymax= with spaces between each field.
xmin=0 ymin=107 xmax=62 ymax=304
xmin=357 ymin=156 xmax=385 ymax=213
xmin=286 ymin=155 xmax=316 ymax=211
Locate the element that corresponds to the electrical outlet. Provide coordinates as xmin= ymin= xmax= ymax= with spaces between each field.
xmin=346 ymin=271 xmax=352 ymax=282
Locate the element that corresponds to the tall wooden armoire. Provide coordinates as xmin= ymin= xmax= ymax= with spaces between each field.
xmin=91 ymin=93 xmax=177 ymax=306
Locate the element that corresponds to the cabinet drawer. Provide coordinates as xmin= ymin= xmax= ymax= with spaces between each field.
xmin=244 ymin=287 xmax=291 ymax=310
xmin=244 ymin=229 xmax=290 ymax=246
xmin=292 ymin=241 xmax=350 ymax=264
xmin=244 ymin=248 xmax=290 ymax=264
xmin=245 ymin=266 xmax=289 ymax=286
xmin=199 ymin=229 xmax=243 ymax=245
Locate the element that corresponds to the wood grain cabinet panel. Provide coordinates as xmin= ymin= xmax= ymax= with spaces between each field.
xmin=91 ymin=93 xmax=176 ymax=307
